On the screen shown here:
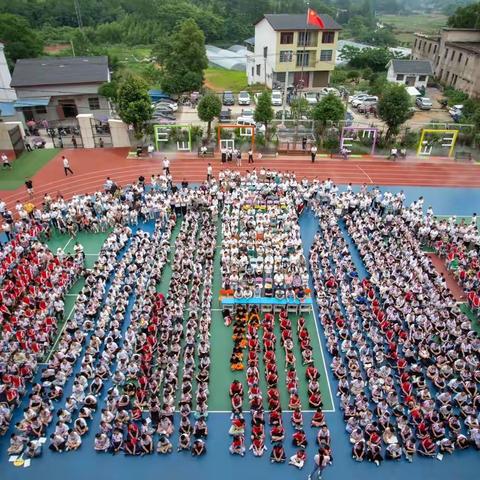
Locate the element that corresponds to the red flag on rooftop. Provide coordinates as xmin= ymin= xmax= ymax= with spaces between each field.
xmin=306 ymin=8 xmax=325 ymax=28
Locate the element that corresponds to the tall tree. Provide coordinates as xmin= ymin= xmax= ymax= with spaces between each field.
xmin=254 ymin=92 xmax=274 ymax=140
xmin=378 ymin=84 xmax=411 ymax=139
xmin=157 ymin=18 xmax=208 ymax=95
xmin=117 ymin=74 xmax=152 ymax=139
xmin=311 ymin=94 xmax=346 ymax=128
xmin=447 ymin=2 xmax=480 ymax=29
xmin=197 ymin=93 xmax=222 ymax=139
xmin=0 ymin=13 xmax=43 ymax=68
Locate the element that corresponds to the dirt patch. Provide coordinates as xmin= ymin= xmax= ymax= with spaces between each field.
xmin=44 ymin=44 xmax=70 ymax=54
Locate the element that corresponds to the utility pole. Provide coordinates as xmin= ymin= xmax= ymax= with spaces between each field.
xmin=74 ymin=0 xmax=84 ymax=30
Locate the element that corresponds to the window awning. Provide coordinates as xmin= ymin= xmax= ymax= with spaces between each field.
xmin=0 ymin=102 xmax=16 ymax=116
xmin=14 ymin=97 xmax=51 ymax=108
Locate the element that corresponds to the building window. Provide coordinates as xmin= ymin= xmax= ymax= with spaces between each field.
xmin=279 ymin=50 xmax=293 ymax=63
xmin=396 ymin=74 xmax=405 ymax=81
xmin=263 ymin=46 xmax=268 ymax=58
xmin=298 ymin=31 xmax=312 ymax=47
xmin=251 ymin=67 xmax=254 ymax=77
xmin=451 ymin=50 xmax=455 ymax=61
xmin=414 ymin=38 xmax=417 ymax=48
xmin=458 ymin=52 xmax=462 ymax=63
xmin=418 ymin=75 xmax=426 ymax=81
xmin=280 ymin=32 xmax=293 ymax=44
xmin=319 ymin=49 xmax=333 ymax=62
xmin=465 ymin=57 xmax=469 ymax=66
xmin=296 ymin=51 xmax=310 ymax=67
xmin=34 ymin=105 xmax=47 ymax=114
xmin=88 ymin=97 xmax=100 ymax=110
xmin=322 ymin=31 xmax=335 ymax=44
xmin=428 ymin=44 xmax=432 ymax=54
xmin=256 ymin=64 xmax=261 ymax=76
xmin=445 ymin=71 xmax=449 ymax=82
xmin=433 ymin=45 xmax=437 ymax=54
xmin=444 ymin=48 xmax=448 ymax=59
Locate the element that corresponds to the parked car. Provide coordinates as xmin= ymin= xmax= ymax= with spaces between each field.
xmin=152 ymin=111 xmax=176 ymax=122
xmin=222 ymin=91 xmax=235 ymax=106
xmin=154 ymin=101 xmax=178 ymax=112
xmin=350 ymin=94 xmax=371 ymax=107
xmin=304 ymin=91 xmax=319 ymax=105
xmin=415 ymin=97 xmax=433 ymax=110
xmin=448 ymin=104 xmax=463 ymax=117
xmin=357 ymin=101 xmax=377 ymax=114
xmin=271 ymin=90 xmax=283 ymax=106
xmin=219 ymin=109 xmax=232 ymax=122
xmin=236 ymin=117 xmax=266 ymax=134
xmin=238 ymin=91 xmax=251 ymax=106
xmin=275 ymin=109 xmax=293 ymax=120
xmin=354 ymin=96 xmax=378 ymax=109
xmin=320 ymin=87 xmax=340 ymax=97
xmin=153 ymin=104 xmax=175 ymax=116
xmin=241 ymin=109 xmax=255 ymax=119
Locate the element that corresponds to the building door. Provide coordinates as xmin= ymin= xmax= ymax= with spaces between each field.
xmin=59 ymin=99 xmax=78 ymax=118
xmin=293 ymin=72 xmax=310 ymax=89
xmin=406 ymin=76 xmax=416 ymax=86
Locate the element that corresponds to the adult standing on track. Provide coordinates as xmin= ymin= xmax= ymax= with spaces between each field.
xmin=163 ymin=156 xmax=170 ymax=176
xmin=207 ymin=163 xmax=213 ymax=182
xmin=25 ymin=178 xmax=34 ymax=198
xmin=62 ymin=156 xmax=74 ymax=176
xmin=311 ymin=144 xmax=318 ymax=163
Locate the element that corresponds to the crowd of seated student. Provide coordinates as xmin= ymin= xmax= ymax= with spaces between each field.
xmin=0 ymin=226 xmax=83 ymax=435
xmin=227 ymin=305 xmax=331 ymax=469
xmin=7 ymin=226 xmax=130 ymax=457
xmin=93 ymin=205 xmax=216 ymax=456
xmin=309 ymin=192 xmax=479 ymax=466
xmin=220 ymin=178 xmax=309 ymax=301
xmin=416 ymin=214 xmax=479 ymax=314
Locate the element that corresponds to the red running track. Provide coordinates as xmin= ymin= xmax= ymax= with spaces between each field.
xmin=1 ymin=148 xmax=479 ymax=212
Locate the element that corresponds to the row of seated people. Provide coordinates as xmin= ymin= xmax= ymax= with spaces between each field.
xmin=309 ymin=199 xmax=479 ymax=467
xmin=228 ymin=307 xmax=331 ymax=470
xmin=7 ymin=226 xmax=131 ymax=457
xmin=419 ymin=217 xmax=479 ymax=315
xmin=49 ymin=228 xmax=159 ymax=452
xmin=94 ymin=207 xmax=216 ymax=456
xmin=0 ymin=234 xmax=83 ymax=435
xmin=221 ymin=190 xmax=308 ymax=298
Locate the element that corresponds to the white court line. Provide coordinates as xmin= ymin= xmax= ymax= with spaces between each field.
xmin=141 ymin=409 xmax=336 ymax=414
xmin=311 ymin=306 xmax=336 ymax=413
xmin=62 ymin=237 xmax=74 ymax=251
xmin=65 ymin=293 xmax=79 ymax=297
xmin=356 ymin=165 xmax=374 ymax=184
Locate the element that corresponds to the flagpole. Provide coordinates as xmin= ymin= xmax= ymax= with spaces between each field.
xmin=300 ymin=0 xmax=310 ymax=89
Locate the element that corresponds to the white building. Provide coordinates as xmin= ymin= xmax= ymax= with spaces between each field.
xmin=11 ymin=56 xmax=111 ymax=124
xmin=247 ymin=13 xmax=342 ymax=89
xmin=386 ymin=59 xmax=433 ymax=89
xmin=0 ymin=43 xmax=18 ymax=121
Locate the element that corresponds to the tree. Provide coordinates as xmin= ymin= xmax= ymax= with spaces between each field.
xmin=254 ymin=92 xmax=274 ymax=140
xmin=197 ymin=94 xmax=222 ymax=139
xmin=0 ymin=13 xmax=43 ymax=68
xmin=290 ymin=98 xmax=310 ymax=120
xmin=157 ymin=18 xmax=208 ymax=95
xmin=311 ymin=94 xmax=346 ymax=129
xmin=116 ymin=74 xmax=152 ymax=139
xmin=378 ymin=84 xmax=411 ymax=139
xmin=447 ymin=2 xmax=480 ymax=29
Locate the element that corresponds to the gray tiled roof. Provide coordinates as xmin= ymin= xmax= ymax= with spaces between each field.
xmin=11 ymin=56 xmax=109 ymax=87
xmin=260 ymin=14 xmax=342 ymax=31
xmin=390 ymin=59 xmax=433 ymax=75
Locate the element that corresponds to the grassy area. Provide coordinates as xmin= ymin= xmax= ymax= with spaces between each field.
xmin=0 ymin=149 xmax=60 ymax=190
xmin=380 ymin=13 xmax=447 ymax=45
xmin=459 ymin=303 xmax=480 ymax=334
xmin=107 ymin=44 xmax=153 ymax=73
xmin=204 ymin=66 xmax=248 ymax=92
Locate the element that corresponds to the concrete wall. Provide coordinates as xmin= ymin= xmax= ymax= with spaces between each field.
xmin=387 ymin=64 xmax=429 ymax=89
xmin=76 ymin=113 xmax=95 ymax=148
xmin=0 ymin=123 xmax=14 ymax=152
xmin=108 ymin=119 xmax=131 ymax=148
xmin=248 ymin=18 xmax=277 ymax=87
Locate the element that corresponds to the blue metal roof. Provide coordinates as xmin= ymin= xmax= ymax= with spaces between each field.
xmin=0 ymin=102 xmax=16 ymax=116
xmin=14 ymin=97 xmax=51 ymax=108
